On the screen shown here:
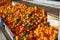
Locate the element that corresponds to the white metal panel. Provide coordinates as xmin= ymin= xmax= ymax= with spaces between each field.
xmin=0 ymin=29 xmax=7 ymax=40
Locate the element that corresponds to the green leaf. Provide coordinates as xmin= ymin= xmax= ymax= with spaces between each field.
xmin=17 ymin=8 xmax=20 ymax=10
xmin=13 ymin=18 xmax=19 ymax=23
xmin=5 ymin=12 xmax=8 ymax=17
xmin=5 ymin=14 xmax=8 ymax=17
xmin=13 ymin=9 xmax=16 ymax=13
xmin=20 ymin=34 xmax=26 ymax=40
xmin=30 ymin=18 xmax=36 ymax=23
xmin=26 ymin=23 xmax=31 ymax=29
xmin=20 ymin=21 xmax=24 ymax=25
xmin=23 ymin=14 xmax=27 ymax=18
